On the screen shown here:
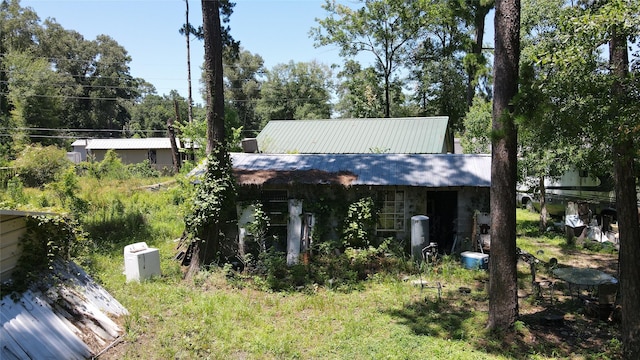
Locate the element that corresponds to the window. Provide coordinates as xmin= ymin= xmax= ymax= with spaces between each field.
xmin=148 ymin=149 xmax=157 ymax=164
xmin=260 ymin=190 xmax=288 ymax=249
xmin=377 ymin=190 xmax=405 ymax=231
xmin=261 ymin=190 xmax=288 ymax=227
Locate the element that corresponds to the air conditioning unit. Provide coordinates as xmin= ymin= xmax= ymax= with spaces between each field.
xmin=124 ymin=242 xmax=161 ymax=282
xmin=241 ymin=138 xmax=259 ymax=153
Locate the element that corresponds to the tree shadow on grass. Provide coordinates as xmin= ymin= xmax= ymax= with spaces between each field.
xmin=385 ymin=294 xmax=477 ymax=340
xmin=517 ymin=304 xmax=621 ymax=359
xmin=386 ymin=286 xmax=621 ymax=359
xmin=83 ymin=210 xmax=152 ymax=253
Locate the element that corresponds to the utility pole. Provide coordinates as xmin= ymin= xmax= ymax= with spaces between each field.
xmin=185 ymin=0 xmax=194 ymax=125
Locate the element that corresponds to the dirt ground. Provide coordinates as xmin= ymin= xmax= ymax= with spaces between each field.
xmin=513 ymin=244 xmax=621 ymax=359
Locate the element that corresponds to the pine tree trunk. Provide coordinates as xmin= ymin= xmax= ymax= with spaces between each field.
xmin=202 ymin=0 xmax=226 ymax=156
xmin=198 ymin=0 xmax=228 ymax=267
xmin=610 ymin=28 xmax=640 ymax=359
xmin=487 ymin=0 xmax=520 ymax=331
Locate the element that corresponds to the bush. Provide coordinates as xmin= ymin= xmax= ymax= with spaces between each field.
xmin=4 ymin=176 xmax=27 ymax=205
xmin=11 ymin=145 xmax=71 ymax=187
xmin=342 ymin=197 xmax=378 ymax=249
xmin=46 ymin=167 xmax=89 ymax=217
xmin=127 ymin=159 xmax=161 ymax=178
xmin=96 ymin=150 xmax=130 ymax=180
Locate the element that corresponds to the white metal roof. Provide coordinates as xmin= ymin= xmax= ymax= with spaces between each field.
xmin=189 ymin=153 xmax=491 ymax=187
xmin=84 ymin=137 xmax=175 ymax=150
xmin=70 ymin=139 xmax=88 ymax=147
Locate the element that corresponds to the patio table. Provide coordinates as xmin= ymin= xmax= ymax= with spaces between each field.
xmin=552 ymin=267 xmax=617 ymax=300
xmin=552 ymin=267 xmax=617 ymax=287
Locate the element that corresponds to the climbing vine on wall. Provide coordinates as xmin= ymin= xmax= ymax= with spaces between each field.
xmin=5 ymin=215 xmax=87 ymax=296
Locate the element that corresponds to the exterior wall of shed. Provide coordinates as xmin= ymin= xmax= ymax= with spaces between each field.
xmin=456 ymin=188 xmax=491 ymax=251
xmin=236 ymin=184 xmax=489 ymax=255
xmin=89 ymin=149 xmax=175 ymax=169
xmin=0 ymin=215 xmax=27 ymax=282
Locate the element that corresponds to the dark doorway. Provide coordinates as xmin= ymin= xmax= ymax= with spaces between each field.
xmin=426 ymin=191 xmax=458 ymax=254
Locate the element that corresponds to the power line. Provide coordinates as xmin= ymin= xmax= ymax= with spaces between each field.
xmin=0 ymin=92 xmax=331 ymax=103
xmin=1 ymin=127 xmax=161 ymax=133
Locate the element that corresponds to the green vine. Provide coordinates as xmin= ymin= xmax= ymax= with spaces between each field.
xmin=245 ymin=201 xmax=270 ymax=254
xmin=183 ymin=149 xmax=237 ymax=266
xmin=3 ymin=215 xmax=87 ymax=296
xmin=342 ymin=196 xmax=378 ymax=249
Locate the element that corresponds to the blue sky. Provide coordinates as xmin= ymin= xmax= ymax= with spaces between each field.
xmin=20 ymin=0 xmax=498 ymax=106
xmin=20 ymin=0 xmax=348 ymax=104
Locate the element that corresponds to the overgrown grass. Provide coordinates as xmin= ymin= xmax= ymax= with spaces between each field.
xmin=6 ymin=173 xmax=622 ymax=359
xmin=86 ymin=202 xmax=619 ymax=359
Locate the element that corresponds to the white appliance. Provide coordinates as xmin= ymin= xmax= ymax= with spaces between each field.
xmin=124 ymin=242 xmax=161 ymax=282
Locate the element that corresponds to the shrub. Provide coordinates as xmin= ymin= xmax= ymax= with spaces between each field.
xmin=11 ymin=145 xmax=71 ymax=187
xmin=4 ymin=176 xmax=27 ymax=205
xmin=127 ymin=159 xmax=160 ymax=178
xmin=47 ymin=167 xmax=89 ymax=217
xmin=342 ymin=196 xmax=378 ymax=249
xmin=97 ymin=150 xmax=130 ymax=180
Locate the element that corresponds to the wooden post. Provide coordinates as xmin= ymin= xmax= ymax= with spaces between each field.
xmin=169 ymin=101 xmax=182 ymax=173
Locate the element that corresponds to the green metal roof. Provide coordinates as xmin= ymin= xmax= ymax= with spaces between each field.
xmin=255 ymin=117 xmax=451 ymax=154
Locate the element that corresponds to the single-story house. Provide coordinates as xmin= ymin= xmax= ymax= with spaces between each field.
xmin=191 ymin=152 xmax=491 ymax=263
xmin=191 ymin=117 xmax=489 ymax=263
xmin=253 ymin=117 xmax=454 ymax=154
xmin=70 ymin=137 xmax=196 ymax=169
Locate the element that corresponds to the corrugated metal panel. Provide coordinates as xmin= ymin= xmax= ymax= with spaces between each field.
xmin=256 ymin=117 xmax=450 ymax=154
xmin=1 ymin=261 xmax=128 ymax=359
xmin=218 ymin=153 xmax=490 ymax=187
xmin=85 ymin=137 xmax=174 ymax=150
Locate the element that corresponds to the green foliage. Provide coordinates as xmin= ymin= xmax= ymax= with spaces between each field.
xmin=223 ymin=49 xmax=265 ymax=135
xmin=342 ymin=196 xmax=378 ymax=249
xmin=83 ymin=150 xmax=160 ymax=180
xmin=1 ymin=2 xmax=141 ymax=137
xmin=11 ymin=144 xmax=71 ymax=187
xmin=258 ymin=250 xmax=305 ymax=291
xmin=3 ymin=215 xmax=88 ymax=296
xmin=175 ymin=118 xmax=207 ymax=160
xmin=334 ymin=61 xmax=389 ymax=118
xmin=518 ymin=0 xmax=640 ymax=177
xmin=83 ymin=195 xmax=148 ymax=246
xmin=46 ymin=167 xmax=89 ymax=217
xmin=245 ymin=201 xmax=270 ymax=254
xmin=311 ymin=0 xmax=430 ymax=117
xmin=3 ymin=176 xmax=27 ymax=205
xmin=97 ymin=150 xmax=130 ymax=180
xmin=127 ymin=92 xmax=187 ymax=137
xmin=183 ymin=150 xmax=237 ymax=264
xmin=255 ymin=61 xmax=333 ymax=124
xmin=461 ymin=97 xmax=492 ymax=154
xmin=3 ymin=49 xmax=65 ymax=148
xmin=127 ymin=159 xmax=161 ymax=178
